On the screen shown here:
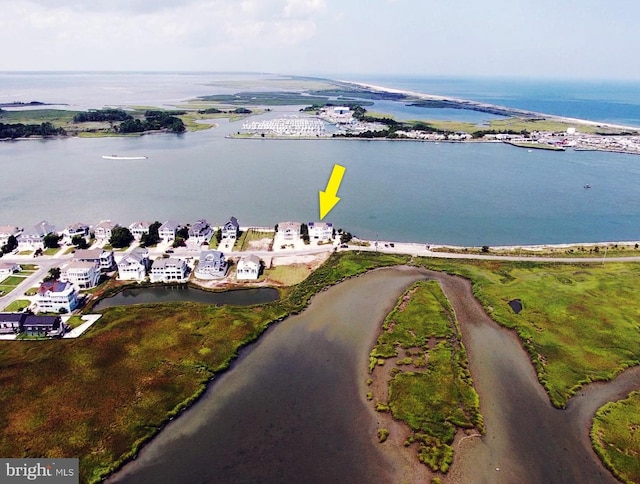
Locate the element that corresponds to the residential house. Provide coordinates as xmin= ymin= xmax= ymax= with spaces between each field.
xmin=0 ymin=313 xmax=24 ymax=334
xmin=0 ymin=313 xmax=64 ymax=336
xmin=0 ymin=262 xmax=20 ymax=277
xmin=0 ymin=225 xmax=21 ymax=248
xmin=277 ymin=221 xmax=301 ymax=241
xmin=195 ymin=250 xmax=227 ymax=279
xmin=17 ymin=221 xmax=55 ymax=251
xmin=129 ymin=221 xmax=151 ymax=241
xmin=188 ymin=219 xmax=213 ymax=246
xmin=117 ymin=248 xmax=149 ymax=281
xmin=22 ymin=315 xmax=64 ymax=337
xmin=222 ymin=217 xmax=240 ymax=240
xmin=74 ymin=248 xmax=115 ymax=271
xmin=36 ymin=280 xmax=79 ymax=314
xmin=149 ymin=258 xmax=188 ymax=283
xmin=94 ymin=220 xmax=119 ymax=243
xmin=236 ymin=254 xmax=261 ymax=280
xmin=159 ymin=220 xmax=181 ymax=243
xmin=62 ymin=261 xmax=101 ymax=289
xmin=62 ymin=223 xmax=90 ymax=245
xmin=308 ymin=222 xmax=334 ymax=241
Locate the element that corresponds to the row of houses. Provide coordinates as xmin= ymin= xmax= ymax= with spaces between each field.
xmin=0 ymin=217 xmax=243 ymax=251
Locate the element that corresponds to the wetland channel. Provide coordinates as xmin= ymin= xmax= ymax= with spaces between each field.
xmin=109 ymin=267 xmax=640 ymax=483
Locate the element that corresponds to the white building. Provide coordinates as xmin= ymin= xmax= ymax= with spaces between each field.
xmin=308 ymin=222 xmax=333 ymax=241
xmin=150 ymin=258 xmax=188 ymax=283
xmin=277 ymin=222 xmax=301 ymax=241
xmin=236 ymin=255 xmax=261 ymax=280
xmin=94 ymin=220 xmax=119 ymax=243
xmin=62 ymin=261 xmax=101 ymax=290
xmin=159 ymin=220 xmax=181 ymax=243
xmin=129 ymin=221 xmax=151 ymax=241
xmin=36 ymin=281 xmax=78 ymax=314
xmin=222 ymin=217 xmax=240 ymax=240
xmin=74 ymin=248 xmax=115 ymax=271
xmin=0 ymin=262 xmax=20 ymax=278
xmin=17 ymin=221 xmax=55 ymax=251
xmin=62 ymin=223 xmax=90 ymax=245
xmin=195 ymin=250 xmax=228 ymax=279
xmin=188 ymin=219 xmax=213 ymax=246
xmin=117 ymin=248 xmax=149 ymax=281
xmin=0 ymin=226 xmax=21 ymax=248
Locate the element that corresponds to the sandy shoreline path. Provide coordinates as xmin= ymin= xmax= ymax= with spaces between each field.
xmin=341 ymin=80 xmax=640 ymax=132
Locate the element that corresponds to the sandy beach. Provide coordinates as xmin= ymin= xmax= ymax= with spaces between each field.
xmin=342 ymin=80 xmax=640 ymax=132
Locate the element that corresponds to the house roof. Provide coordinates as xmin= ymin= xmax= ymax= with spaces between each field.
xmin=278 ymin=221 xmax=301 ymax=231
xmin=0 ymin=225 xmax=20 ymax=236
xmin=308 ymin=222 xmax=333 ymax=229
xmin=74 ymin=249 xmax=104 ymax=260
xmin=21 ymin=221 xmax=55 ymax=238
xmin=0 ymin=313 xmax=25 ymax=323
xmin=65 ymin=223 xmax=89 ymax=232
xmin=0 ymin=262 xmax=19 ymax=271
xmin=224 ymin=217 xmax=239 ymax=229
xmin=240 ymin=254 xmax=261 ymax=265
xmin=189 ymin=219 xmax=210 ymax=235
xmin=151 ymin=258 xmax=185 ymax=269
xmin=65 ymin=261 xmax=98 ymax=271
xmin=23 ymin=315 xmax=60 ymax=328
xmin=38 ymin=280 xmax=73 ymax=295
xmin=129 ymin=221 xmax=151 ymax=230
xmin=95 ymin=220 xmax=118 ymax=230
xmin=160 ymin=220 xmax=181 ymax=231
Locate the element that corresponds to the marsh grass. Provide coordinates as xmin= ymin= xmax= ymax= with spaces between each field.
xmin=371 ymin=281 xmax=482 ymax=473
xmin=591 ymin=391 xmax=640 ymax=484
xmin=0 ymin=251 xmax=408 ymax=482
xmin=412 ymin=259 xmax=640 ymax=409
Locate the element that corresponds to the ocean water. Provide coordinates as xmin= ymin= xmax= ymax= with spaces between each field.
xmin=346 ymin=75 xmax=640 ymax=127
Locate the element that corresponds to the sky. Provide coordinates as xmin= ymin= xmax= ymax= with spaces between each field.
xmin=2 ymin=0 xmax=640 ymax=80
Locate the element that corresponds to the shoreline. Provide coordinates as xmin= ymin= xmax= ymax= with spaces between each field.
xmin=341 ymin=80 xmax=640 ymax=132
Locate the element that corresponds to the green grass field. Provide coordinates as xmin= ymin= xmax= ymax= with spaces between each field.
xmin=0 ymin=275 xmax=26 ymax=297
xmin=591 ymin=391 xmax=640 ymax=484
xmin=2 ymin=299 xmax=30 ymax=312
xmin=370 ymin=281 xmax=482 ymax=473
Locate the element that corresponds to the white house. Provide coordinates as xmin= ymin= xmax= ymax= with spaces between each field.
xmin=117 ymin=248 xmax=149 ymax=281
xmin=188 ymin=219 xmax=213 ymax=246
xmin=150 ymin=258 xmax=188 ymax=283
xmin=17 ymin=221 xmax=55 ymax=251
xmin=195 ymin=250 xmax=228 ymax=279
xmin=0 ymin=225 xmax=21 ymax=248
xmin=62 ymin=261 xmax=101 ymax=289
xmin=308 ymin=222 xmax=333 ymax=241
xmin=0 ymin=313 xmax=23 ymax=334
xmin=222 ymin=217 xmax=240 ymax=240
xmin=74 ymin=248 xmax=115 ymax=271
xmin=0 ymin=262 xmax=20 ymax=278
xmin=277 ymin=221 xmax=301 ymax=241
xmin=236 ymin=255 xmax=261 ymax=280
xmin=94 ymin=220 xmax=119 ymax=243
xmin=62 ymin=223 xmax=90 ymax=245
xmin=36 ymin=281 xmax=78 ymax=314
xmin=129 ymin=221 xmax=151 ymax=241
xmin=159 ymin=220 xmax=181 ymax=243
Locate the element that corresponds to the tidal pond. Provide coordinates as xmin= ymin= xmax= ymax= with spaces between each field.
xmin=93 ymin=286 xmax=279 ymax=310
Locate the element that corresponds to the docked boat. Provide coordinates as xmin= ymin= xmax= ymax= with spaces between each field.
xmin=101 ymin=155 xmax=148 ymax=160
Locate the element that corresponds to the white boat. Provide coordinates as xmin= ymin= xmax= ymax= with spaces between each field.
xmin=101 ymin=155 xmax=148 ymax=160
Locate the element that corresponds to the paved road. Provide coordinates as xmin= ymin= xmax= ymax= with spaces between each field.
xmin=3 ymin=240 xmax=640 ymax=311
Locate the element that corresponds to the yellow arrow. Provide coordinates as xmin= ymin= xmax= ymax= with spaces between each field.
xmin=319 ymin=164 xmax=346 ymax=220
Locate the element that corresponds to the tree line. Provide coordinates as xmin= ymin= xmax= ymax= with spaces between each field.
xmin=73 ymin=109 xmax=186 ymax=133
xmin=0 ymin=122 xmax=65 ymax=139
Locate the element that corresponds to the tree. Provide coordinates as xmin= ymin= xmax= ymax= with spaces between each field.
xmin=43 ymin=267 xmax=60 ymax=282
xmin=109 ymin=226 xmax=134 ymax=249
xmin=340 ymin=231 xmax=353 ymax=244
xmin=71 ymin=234 xmax=89 ymax=250
xmin=300 ymin=223 xmax=310 ymax=244
xmin=140 ymin=221 xmax=161 ymax=247
xmin=1 ymin=235 xmax=18 ymax=254
xmin=43 ymin=233 xmax=62 ymax=249
xmin=176 ymin=226 xmax=189 ymax=240
xmin=214 ymin=229 xmax=222 ymax=244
